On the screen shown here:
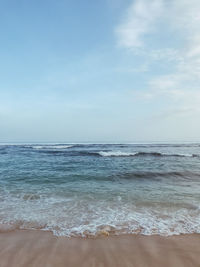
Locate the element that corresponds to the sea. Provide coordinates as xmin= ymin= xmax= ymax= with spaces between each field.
xmin=0 ymin=143 xmax=200 ymax=237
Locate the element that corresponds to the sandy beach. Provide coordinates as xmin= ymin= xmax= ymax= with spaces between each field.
xmin=0 ymin=230 xmax=200 ymax=267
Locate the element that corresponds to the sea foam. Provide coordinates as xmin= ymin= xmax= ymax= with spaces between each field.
xmin=97 ymin=151 xmax=195 ymax=157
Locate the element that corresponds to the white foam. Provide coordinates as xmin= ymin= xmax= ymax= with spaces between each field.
xmin=32 ymin=145 xmax=74 ymax=150
xmin=98 ymin=151 xmax=138 ymax=157
xmin=1 ymin=189 xmax=200 ymax=237
xmin=98 ymin=151 xmax=195 ymax=157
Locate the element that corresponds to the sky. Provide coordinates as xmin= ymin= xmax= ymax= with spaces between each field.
xmin=0 ymin=0 xmax=200 ymax=142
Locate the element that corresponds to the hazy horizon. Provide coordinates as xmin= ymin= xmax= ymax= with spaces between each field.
xmin=1 ymin=140 xmax=200 ymax=144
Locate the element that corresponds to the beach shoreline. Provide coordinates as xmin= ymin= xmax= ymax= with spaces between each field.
xmin=0 ymin=230 xmax=200 ymax=267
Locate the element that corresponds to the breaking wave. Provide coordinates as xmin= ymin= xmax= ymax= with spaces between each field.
xmin=31 ymin=145 xmax=74 ymax=150
xmin=96 ymin=151 xmax=197 ymax=158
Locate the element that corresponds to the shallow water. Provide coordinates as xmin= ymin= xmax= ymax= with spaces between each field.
xmin=0 ymin=143 xmax=200 ymax=236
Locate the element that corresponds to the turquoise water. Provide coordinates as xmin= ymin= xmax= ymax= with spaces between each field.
xmin=0 ymin=143 xmax=200 ymax=236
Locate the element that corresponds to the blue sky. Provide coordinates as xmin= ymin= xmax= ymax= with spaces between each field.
xmin=0 ymin=0 xmax=200 ymax=142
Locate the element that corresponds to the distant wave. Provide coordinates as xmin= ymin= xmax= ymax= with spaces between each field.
xmin=35 ymin=150 xmax=199 ymax=158
xmin=112 ymin=170 xmax=200 ymax=181
xmin=0 ymin=151 xmax=7 ymax=155
xmin=10 ymin=146 xmax=199 ymax=158
xmin=98 ymin=151 xmax=138 ymax=157
xmin=31 ymin=145 xmax=74 ymax=150
xmin=96 ymin=151 xmax=197 ymax=158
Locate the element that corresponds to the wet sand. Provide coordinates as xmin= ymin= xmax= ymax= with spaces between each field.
xmin=0 ymin=230 xmax=200 ymax=267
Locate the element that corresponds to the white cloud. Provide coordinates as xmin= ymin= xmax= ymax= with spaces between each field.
xmin=117 ymin=0 xmax=200 ymax=120
xmin=116 ymin=0 xmax=164 ymax=48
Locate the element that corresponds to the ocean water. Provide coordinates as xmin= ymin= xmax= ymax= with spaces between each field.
xmin=0 ymin=143 xmax=200 ymax=237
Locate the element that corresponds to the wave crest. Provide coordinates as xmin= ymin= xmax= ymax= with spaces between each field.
xmin=97 ymin=151 xmax=196 ymax=157
xmin=31 ymin=145 xmax=74 ymax=150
